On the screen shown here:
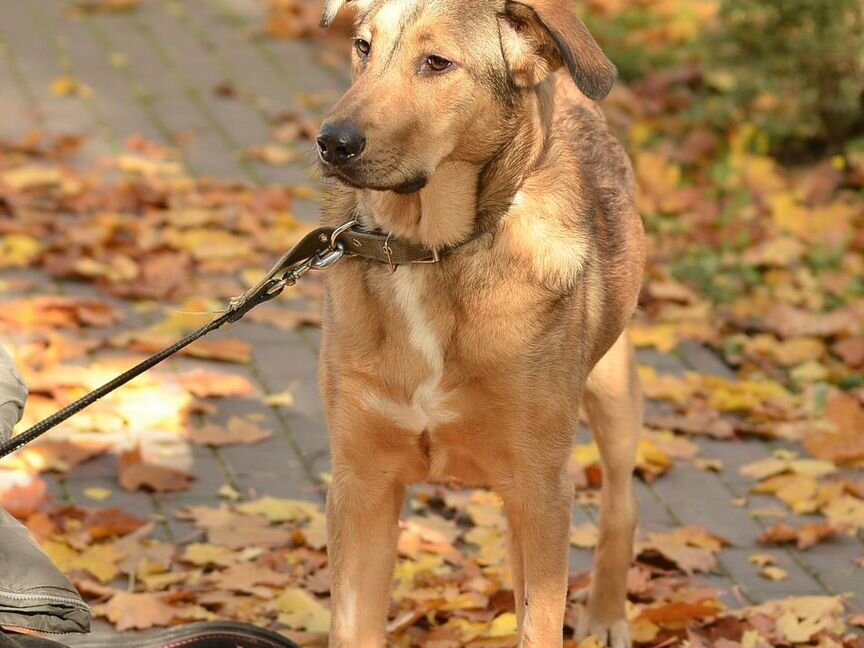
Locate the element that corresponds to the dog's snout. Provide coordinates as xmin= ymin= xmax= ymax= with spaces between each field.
xmin=316 ymin=121 xmax=367 ymax=166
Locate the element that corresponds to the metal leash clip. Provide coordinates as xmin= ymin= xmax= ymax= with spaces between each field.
xmin=226 ymin=220 xmax=357 ymax=322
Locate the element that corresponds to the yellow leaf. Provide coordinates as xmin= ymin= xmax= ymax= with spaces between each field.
xmin=637 ymin=365 xmax=694 ymax=405
xmin=748 ymin=553 xmax=776 ymax=567
xmin=163 ymin=228 xmax=253 ymax=261
xmin=275 ymin=588 xmax=331 ymax=632
xmin=84 ymin=487 xmax=113 ymax=502
xmin=822 ymin=496 xmax=864 ymax=528
xmin=0 ymin=234 xmax=42 ymax=268
xmin=760 ymin=566 xmax=788 ymax=581
xmin=116 ymin=155 xmax=183 ymax=177
xmin=488 ymin=612 xmax=518 ymax=638
xmin=630 ymin=323 xmax=678 ymax=353
xmin=43 ymin=541 xmax=123 ymax=583
xmin=1 ymin=166 xmax=63 ymax=191
xmin=570 ymin=522 xmax=599 ymax=549
xmin=181 ymin=543 xmax=236 ymax=567
xmin=236 ymin=496 xmax=320 ymax=523
xmin=393 ymin=554 xmax=446 ymax=591
xmin=630 ymin=617 xmax=660 ymax=644
xmin=263 ymin=390 xmax=295 ymax=407
xmin=51 ymin=75 xmax=93 ymax=97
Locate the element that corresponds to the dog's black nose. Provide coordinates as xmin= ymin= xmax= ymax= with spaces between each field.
xmin=317 ymin=121 xmax=367 ymax=166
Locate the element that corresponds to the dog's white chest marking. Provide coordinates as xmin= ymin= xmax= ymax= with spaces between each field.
xmin=360 ymin=268 xmax=459 ymax=432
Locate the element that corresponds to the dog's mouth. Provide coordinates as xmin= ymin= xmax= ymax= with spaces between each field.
xmin=322 ymin=163 xmax=428 ymax=195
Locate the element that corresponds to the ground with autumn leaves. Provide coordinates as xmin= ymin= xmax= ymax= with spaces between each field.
xmin=0 ymin=1 xmax=863 ymax=647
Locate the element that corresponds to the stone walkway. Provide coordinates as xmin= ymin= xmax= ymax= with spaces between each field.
xmin=0 ymin=0 xmax=861 ymax=634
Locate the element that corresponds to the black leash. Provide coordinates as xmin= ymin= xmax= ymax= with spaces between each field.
xmin=0 ymin=224 xmax=353 ymax=461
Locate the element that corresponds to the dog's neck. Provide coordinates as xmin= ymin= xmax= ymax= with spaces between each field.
xmin=354 ymin=81 xmax=554 ymax=250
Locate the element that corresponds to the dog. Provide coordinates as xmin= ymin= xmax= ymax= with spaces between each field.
xmin=314 ymin=0 xmax=646 ymax=646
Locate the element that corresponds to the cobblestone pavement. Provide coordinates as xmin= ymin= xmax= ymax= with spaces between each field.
xmin=0 ymin=0 xmax=861 ymax=635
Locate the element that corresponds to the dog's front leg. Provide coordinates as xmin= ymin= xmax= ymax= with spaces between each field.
xmin=502 ymin=467 xmax=572 ymax=648
xmin=327 ymin=459 xmax=404 ymax=648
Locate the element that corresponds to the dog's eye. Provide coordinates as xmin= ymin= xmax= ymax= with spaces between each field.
xmin=354 ymin=38 xmax=371 ymax=58
xmin=423 ymin=55 xmax=453 ymax=73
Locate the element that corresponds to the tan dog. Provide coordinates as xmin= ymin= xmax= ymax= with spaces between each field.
xmin=315 ymin=1 xmax=646 ymax=646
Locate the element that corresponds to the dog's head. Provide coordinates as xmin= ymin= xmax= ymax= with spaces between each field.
xmin=316 ymin=0 xmax=616 ymax=194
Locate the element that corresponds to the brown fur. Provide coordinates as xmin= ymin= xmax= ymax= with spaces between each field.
xmin=315 ymin=1 xmax=646 ymax=646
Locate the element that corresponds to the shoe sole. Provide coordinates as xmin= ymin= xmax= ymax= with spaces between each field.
xmin=58 ymin=622 xmax=300 ymax=648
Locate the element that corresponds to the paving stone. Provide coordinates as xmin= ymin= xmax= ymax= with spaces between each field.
xmin=717 ymin=546 xmax=826 ymax=604
xmin=633 ymin=479 xmax=678 ymax=533
xmin=37 ymin=11 xmax=166 ymax=145
xmin=678 ymin=341 xmax=737 ymax=379
xmin=134 ymin=3 xmax=275 ymax=150
xmin=650 ymin=462 xmax=776 ymax=546
xmin=0 ymin=48 xmax=39 ymax=137
xmin=83 ymin=12 xmax=250 ymax=179
xmin=0 ymin=15 xmax=97 ymax=138
xmin=693 ymin=437 xmax=775 ymax=493
xmin=792 ymin=539 xmax=864 ymax=599
xmin=636 ymin=348 xmax=688 ymax=376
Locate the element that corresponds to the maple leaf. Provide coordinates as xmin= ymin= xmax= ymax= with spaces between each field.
xmin=43 ymin=540 xmax=124 ymax=583
xmin=97 ymin=591 xmax=177 ymax=631
xmin=0 ymin=234 xmax=43 ymax=268
xmin=208 ymin=562 xmax=292 ymax=593
xmin=20 ymin=440 xmax=110 ymax=474
xmin=178 ymin=368 xmax=255 ymax=398
xmin=237 ymin=496 xmax=321 ymax=523
xmin=190 ymin=416 xmax=273 ymax=447
xmin=0 ymin=474 xmax=49 ymax=519
xmin=639 ymin=599 xmax=723 ymax=626
xmin=274 ymin=588 xmax=331 ymax=632
xmin=637 ymin=527 xmax=728 ymax=575
xmin=759 ymin=521 xmax=847 ymax=549
xmin=118 ymin=447 xmax=194 ymax=493
xmin=805 ymin=393 xmax=864 ymax=465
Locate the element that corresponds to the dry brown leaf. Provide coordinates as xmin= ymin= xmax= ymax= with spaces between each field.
xmin=804 ymin=393 xmax=864 ymax=465
xmin=177 ymin=368 xmax=254 ymax=399
xmin=0 ymin=475 xmax=48 ymax=519
xmin=760 ymin=566 xmax=788 ymax=581
xmin=639 ymin=599 xmax=721 ymax=626
xmin=758 ymin=521 xmax=845 ymax=549
xmin=190 ymin=416 xmax=273 ymax=447
xmin=118 ymin=447 xmax=194 ymax=493
xmin=21 ymin=440 xmax=110 ymax=474
xmin=637 ymin=527 xmax=728 ymax=575
xmin=98 ymin=591 xmax=176 ymax=631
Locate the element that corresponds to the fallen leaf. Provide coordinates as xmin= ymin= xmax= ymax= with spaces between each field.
xmin=237 ymin=496 xmax=320 ymax=523
xmin=274 ymin=588 xmax=331 ymax=632
xmin=760 ymin=566 xmax=788 ymax=581
xmin=118 ymin=447 xmax=194 ymax=493
xmin=190 ymin=416 xmax=273 ymax=447
xmin=97 ymin=591 xmax=176 ymax=631
xmin=570 ymin=523 xmax=599 ymax=549
xmin=178 ymin=369 xmax=254 ymax=398
xmin=759 ymin=521 xmax=846 ymax=549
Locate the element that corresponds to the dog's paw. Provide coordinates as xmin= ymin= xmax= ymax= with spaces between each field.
xmin=576 ymin=614 xmax=631 ymax=648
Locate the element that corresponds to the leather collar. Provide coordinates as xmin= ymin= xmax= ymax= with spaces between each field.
xmin=333 ymin=221 xmax=483 ymax=268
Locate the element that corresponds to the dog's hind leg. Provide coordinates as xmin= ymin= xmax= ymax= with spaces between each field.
xmin=326 ymin=461 xmax=405 ymax=648
xmin=577 ymin=331 xmax=641 ymax=648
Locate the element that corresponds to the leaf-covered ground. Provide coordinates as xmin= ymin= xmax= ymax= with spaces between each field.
xmin=0 ymin=1 xmax=863 ymax=647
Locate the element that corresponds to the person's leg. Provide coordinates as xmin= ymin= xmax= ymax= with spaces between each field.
xmin=0 ymin=346 xmax=27 ymax=443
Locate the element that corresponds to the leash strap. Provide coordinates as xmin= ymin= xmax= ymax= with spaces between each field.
xmin=0 ymin=221 xmax=452 ymax=460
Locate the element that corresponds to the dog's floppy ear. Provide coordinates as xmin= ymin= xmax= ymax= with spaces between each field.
xmin=499 ymin=0 xmax=616 ymax=100
xmin=320 ymin=0 xmax=350 ymax=28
